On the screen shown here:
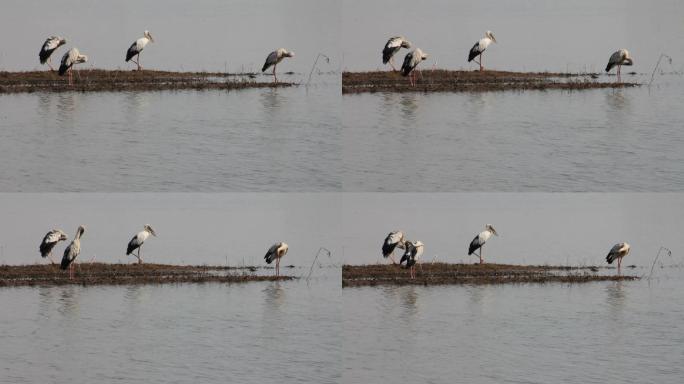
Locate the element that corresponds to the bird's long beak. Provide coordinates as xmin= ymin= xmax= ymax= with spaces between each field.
xmin=492 ymin=36 xmax=497 ymax=43
xmin=151 ymin=229 xmax=157 ymax=237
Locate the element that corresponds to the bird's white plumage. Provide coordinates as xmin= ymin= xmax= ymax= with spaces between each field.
xmin=43 ymin=37 xmax=64 ymax=51
xmin=386 ymin=231 xmax=404 ymax=246
xmin=61 ymin=48 xmax=87 ymax=68
xmin=386 ymin=37 xmax=404 ymax=49
xmin=44 ymin=230 xmax=66 ymax=244
xmin=131 ymin=230 xmax=150 ymax=247
xmin=606 ymin=49 xmax=632 ymax=72
xmin=263 ymin=48 xmax=294 ymax=71
xmin=477 ymin=230 xmax=493 ymax=245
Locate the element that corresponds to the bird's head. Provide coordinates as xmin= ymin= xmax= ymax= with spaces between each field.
xmin=144 ymin=224 xmax=157 ymax=237
xmin=402 ymin=40 xmax=412 ymax=49
xmin=145 ymin=30 xmax=154 ymax=42
xmin=486 ymin=31 xmax=497 ymax=43
xmin=486 ymin=224 xmax=498 ymax=236
xmin=78 ymin=55 xmax=88 ymax=64
xmin=77 ymin=225 xmax=86 ymax=236
xmin=414 ymin=241 xmax=424 ymax=248
xmin=59 ymin=230 xmax=68 ymax=241
xmin=284 ymin=50 xmax=295 ymax=58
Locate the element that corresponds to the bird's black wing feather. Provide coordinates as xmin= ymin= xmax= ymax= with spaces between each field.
xmin=125 ymin=42 xmax=138 ymax=62
xmin=468 ymin=236 xmax=481 ymax=255
xmin=468 ymin=42 xmax=482 ymax=62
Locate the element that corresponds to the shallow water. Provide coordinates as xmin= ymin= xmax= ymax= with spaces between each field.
xmin=0 ymin=82 xmax=340 ymax=192
xmin=341 ymin=76 xmax=684 ymax=191
xmin=0 ymin=268 xmax=340 ymax=384
xmin=341 ymin=273 xmax=684 ymax=384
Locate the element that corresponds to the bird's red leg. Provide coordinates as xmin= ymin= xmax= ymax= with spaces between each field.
xmin=273 ymin=64 xmax=278 ymax=83
xmin=480 ymin=246 xmax=484 ymax=264
xmin=389 ymin=254 xmax=397 ymax=265
xmin=617 ymin=257 xmax=621 ymax=275
xmin=47 ymin=58 xmax=55 ymax=71
xmin=390 ymin=58 xmax=397 ymax=72
xmin=276 ymin=257 xmax=280 ymax=277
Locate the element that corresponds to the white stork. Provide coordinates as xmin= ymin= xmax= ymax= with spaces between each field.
xmin=606 ymin=242 xmax=631 ymax=275
xmin=468 ymin=224 xmax=498 ymax=264
xmin=262 ymin=48 xmax=295 ymax=83
xmin=265 ymin=242 xmax=289 ymax=276
xmin=58 ymin=48 xmax=88 ymax=85
xmin=382 ymin=231 xmax=405 ymax=264
xmin=125 ymin=30 xmax=154 ymax=70
xmin=401 ymin=48 xmax=428 ymax=86
xmin=60 ymin=225 xmax=85 ymax=280
xmin=39 ymin=229 xmax=68 ymax=264
xmin=39 ymin=36 xmax=67 ymax=71
xmin=126 ymin=224 xmax=157 ymax=264
xmin=400 ymin=240 xmax=424 ymax=279
xmin=468 ymin=31 xmax=497 ymax=71
xmin=382 ymin=36 xmax=412 ymax=71
xmin=605 ymin=49 xmax=633 ymax=83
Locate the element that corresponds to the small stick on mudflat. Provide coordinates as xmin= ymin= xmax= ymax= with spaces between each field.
xmin=647 ymin=246 xmax=672 ymax=281
xmin=306 ymin=247 xmax=331 ymax=283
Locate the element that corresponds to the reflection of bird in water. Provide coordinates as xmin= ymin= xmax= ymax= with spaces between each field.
xmin=606 ymin=281 xmax=626 ymax=315
xmin=57 ymin=285 xmax=80 ymax=316
xmin=399 ymin=93 xmax=419 ymax=123
xmin=400 ymin=285 xmax=418 ymax=314
xmin=264 ymin=282 xmax=285 ymax=308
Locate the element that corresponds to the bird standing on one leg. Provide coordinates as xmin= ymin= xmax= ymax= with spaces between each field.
xmin=468 ymin=30 xmax=497 ymax=71
xmin=382 ymin=36 xmax=412 ymax=71
xmin=262 ymin=48 xmax=295 ymax=83
xmin=39 ymin=229 xmax=68 ymax=264
xmin=606 ymin=242 xmax=631 ymax=275
xmin=60 ymin=225 xmax=85 ymax=280
xmin=468 ymin=224 xmax=498 ymax=264
xmin=264 ymin=242 xmax=289 ymax=277
xmin=58 ymin=48 xmax=88 ymax=86
xmin=126 ymin=224 xmax=157 ymax=264
xmin=39 ymin=36 xmax=67 ymax=71
xmin=125 ymin=30 xmax=155 ymax=70
xmin=605 ymin=49 xmax=633 ymax=83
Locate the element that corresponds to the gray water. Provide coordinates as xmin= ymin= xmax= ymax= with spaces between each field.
xmin=2 ymin=0 xmax=684 ymax=383
xmin=0 ymin=83 xmax=340 ymax=192
xmin=342 ymin=274 xmax=684 ymax=384
xmin=0 ymin=268 xmax=340 ymax=384
xmin=342 ymin=77 xmax=684 ymax=191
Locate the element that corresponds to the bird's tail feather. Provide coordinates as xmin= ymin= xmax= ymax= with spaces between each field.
xmin=606 ymin=254 xmax=615 ymax=264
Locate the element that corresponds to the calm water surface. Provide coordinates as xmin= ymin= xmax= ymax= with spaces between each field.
xmin=1 ymin=268 xmax=340 ymax=384
xmin=342 ymin=77 xmax=684 ymax=191
xmin=342 ymin=273 xmax=684 ymax=384
xmin=0 ymin=82 xmax=340 ymax=192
